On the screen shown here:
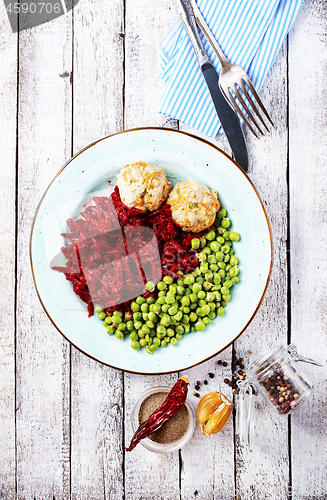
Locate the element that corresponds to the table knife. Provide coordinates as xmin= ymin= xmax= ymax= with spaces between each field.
xmin=176 ymin=0 xmax=248 ymax=172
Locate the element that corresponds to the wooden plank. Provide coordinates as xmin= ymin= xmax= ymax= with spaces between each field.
xmin=288 ymin=1 xmax=327 ymax=498
xmin=70 ymin=0 xmax=125 ymax=498
xmin=0 ymin=6 xmax=17 ymax=499
xmin=16 ymin=12 xmax=72 ymax=499
xmin=233 ymin=42 xmax=290 ymax=499
xmin=123 ymin=1 xmax=181 ymax=498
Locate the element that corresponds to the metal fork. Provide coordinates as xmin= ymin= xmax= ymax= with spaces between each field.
xmin=189 ymin=0 xmax=274 ymax=138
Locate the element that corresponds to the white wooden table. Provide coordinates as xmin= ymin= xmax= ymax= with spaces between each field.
xmin=1 ymin=0 xmax=327 ymax=498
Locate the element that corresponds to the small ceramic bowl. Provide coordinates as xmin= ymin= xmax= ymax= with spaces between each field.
xmin=130 ymin=386 xmax=196 ymax=453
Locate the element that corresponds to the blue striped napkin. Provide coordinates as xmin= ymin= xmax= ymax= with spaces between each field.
xmin=159 ymin=0 xmax=303 ymax=138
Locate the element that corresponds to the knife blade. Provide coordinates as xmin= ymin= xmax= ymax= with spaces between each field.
xmin=176 ymin=0 xmax=248 ymax=172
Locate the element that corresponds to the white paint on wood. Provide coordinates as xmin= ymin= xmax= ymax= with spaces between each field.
xmin=71 ymin=0 xmax=125 ymax=498
xmin=289 ymin=0 xmax=327 ymax=497
xmin=234 ymin=42 xmax=290 ymax=499
xmin=0 ymin=6 xmax=17 ymax=499
xmin=16 ymin=12 xmax=72 ymax=499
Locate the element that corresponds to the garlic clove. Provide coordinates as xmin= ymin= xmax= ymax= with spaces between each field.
xmin=203 ymin=400 xmax=233 ymax=436
xmin=197 ymin=392 xmax=224 ymax=428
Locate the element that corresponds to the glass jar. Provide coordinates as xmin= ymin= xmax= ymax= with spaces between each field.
xmin=237 ymin=344 xmax=323 ymax=448
xmin=130 ymin=386 xmax=196 ymax=454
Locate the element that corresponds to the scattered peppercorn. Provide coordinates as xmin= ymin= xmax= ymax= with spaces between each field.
xmin=240 ymin=364 xmax=245 ymax=369
xmin=209 ymin=373 xmax=214 ymax=378
xmin=239 ymin=358 xmax=243 ymax=362
xmin=222 ymin=362 xmax=228 ymax=367
xmin=195 ymin=384 xmax=200 ymax=391
xmin=203 ymin=380 xmax=208 ymax=385
xmin=193 ymin=391 xmax=200 ymax=398
xmin=249 ymin=350 xmax=253 ymax=354
xmin=197 ymin=381 xmax=201 ymax=385
xmin=224 ymin=378 xmax=229 ymax=384
xmin=217 ymin=360 xmax=222 ymax=365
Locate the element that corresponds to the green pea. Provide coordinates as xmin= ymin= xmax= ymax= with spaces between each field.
xmin=231 ymin=276 xmax=240 ymax=284
xmin=185 ymin=288 xmax=192 ymax=296
xmin=230 ymin=255 xmax=239 ymax=266
xmin=95 ymin=306 xmax=104 ymax=313
xmin=170 ymin=337 xmax=178 ymax=346
xmin=181 ymin=315 xmax=190 ymax=325
xmin=216 ymin=251 xmax=224 ymax=262
xmin=184 ymin=274 xmax=195 ymax=286
xmin=145 ymin=334 xmax=151 ymax=344
xmin=182 ymin=306 xmax=190 ymax=314
xmin=203 ymin=317 xmax=212 ymax=326
xmin=198 ymin=251 xmax=207 ymax=262
xmin=214 ymin=291 xmax=222 ymax=301
xmin=133 ymin=321 xmax=142 ymax=330
xmin=177 ymin=285 xmax=185 ymax=296
xmin=225 ymin=240 xmax=233 ymax=247
xmin=115 ymin=331 xmax=124 ymax=340
xmin=210 ymin=264 xmax=218 ymax=272
xmin=157 ymin=325 xmax=167 ymax=335
xmin=203 ymin=281 xmax=213 ymax=291
xmin=141 ymin=303 xmax=149 ymax=313
xmin=190 ymin=302 xmax=197 ymax=310
xmin=189 ymin=293 xmax=198 ymax=303
xmin=161 ymin=340 xmax=168 ymax=347
xmin=118 ymin=322 xmax=127 ymax=332
xmin=165 ymin=294 xmax=175 ymax=304
xmin=146 ymin=346 xmax=154 ymax=354
xmin=140 ymin=338 xmax=147 ymax=347
xmin=145 ymin=281 xmax=155 ymax=292
xmin=112 ymin=316 xmax=122 ymax=326
xmin=207 ymin=254 xmax=217 ymax=264
xmin=131 ymin=301 xmax=140 ymax=312
xmin=195 ymin=320 xmax=205 ymax=331
xmin=160 ymin=315 xmax=171 ymax=327
xmin=190 ymin=312 xmax=198 ymax=322
xmin=135 ymin=296 xmax=145 ymax=305
xmin=224 ymin=254 xmax=230 ymax=263
xmin=161 ymin=303 xmax=170 ymax=313
xmin=191 ymin=326 xmax=196 ymax=333
xmin=141 ymin=324 xmax=150 ymax=335
xmin=213 ymin=274 xmax=222 ymax=284
xmin=217 ymin=306 xmax=225 ymax=316
xmin=201 ymin=305 xmax=211 ymax=316
xmin=98 ymin=312 xmax=106 ymax=320
xmin=176 ymin=325 xmax=184 ymax=335
xmin=130 ymin=340 xmax=140 ymax=350
xmin=206 ymin=292 xmax=215 ymax=302
xmin=192 ymin=283 xmax=202 ymax=294
xmin=217 ymin=227 xmax=225 ymax=234
xmin=166 ymin=328 xmax=175 ymax=337
xmin=218 ymin=269 xmax=226 ymax=278
xmin=200 ymin=237 xmax=206 ymax=248
xmin=210 ymin=241 xmax=220 ymax=252
xmin=196 ymin=276 xmax=205 ymax=284
xmin=129 ymin=331 xmax=139 ymax=341
xmin=205 ymin=230 xmax=215 ymax=241
xmin=205 ymin=272 xmax=213 ymax=282
xmin=157 ymin=281 xmax=167 ymax=291
xmin=181 ymin=296 xmax=190 ymax=307
xmin=105 ymin=316 xmax=113 ymax=325
xmin=184 ymin=324 xmax=191 ymax=334
xmin=174 ymin=311 xmax=183 ymax=322
xmin=152 ymin=337 xmax=161 ymax=346
xmin=200 ymin=263 xmax=209 ymax=274
xmin=209 ymin=311 xmax=216 ymax=319
xmin=191 ymin=238 xmax=200 ymax=249
xmin=224 ymin=280 xmax=233 ymax=289
xmin=146 ymin=296 xmax=156 ymax=305
xmin=148 ymin=312 xmax=157 ymax=322
xmin=164 ymin=336 xmax=170 ymax=343
xmin=146 ymin=320 xmax=155 ymax=329
xmin=176 ymin=278 xmax=184 ymax=287
xmin=221 ymin=218 xmax=231 ymax=229
xmin=223 ymin=293 xmax=231 ymax=302
xmin=218 ymin=261 xmax=226 ymax=269
xmin=158 ymin=291 xmax=166 ymax=298
xmin=169 ymin=284 xmax=177 ymax=293
xmin=217 ymin=236 xmax=225 ymax=245
xmin=168 ymin=306 xmax=178 ymax=316
xmin=209 ymin=302 xmax=216 ymax=311
xmin=197 ymin=307 xmax=204 ymax=317
xmin=153 ymin=303 xmax=162 ymax=314
xmin=197 ymin=290 xmax=205 ymax=300
xmin=230 ymin=231 xmax=240 ymax=242
xmin=106 ymin=326 xmax=115 ymax=335
xmin=217 ymin=208 xmax=227 ymax=218
xmin=221 ymin=300 xmax=227 ymax=307
xmin=175 ymin=333 xmax=183 ymax=339
xmin=163 ymin=275 xmax=174 ymax=284
xmin=149 ymin=329 xmax=156 ymax=337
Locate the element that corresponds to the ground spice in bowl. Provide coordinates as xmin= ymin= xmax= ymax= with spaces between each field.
xmin=139 ymin=392 xmax=190 ymax=444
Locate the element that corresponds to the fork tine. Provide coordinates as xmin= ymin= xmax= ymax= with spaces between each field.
xmin=244 ymin=77 xmax=275 ymax=128
xmin=232 ymin=85 xmax=265 ymax=136
xmin=224 ymin=88 xmax=260 ymax=138
xmin=239 ymin=80 xmax=270 ymax=133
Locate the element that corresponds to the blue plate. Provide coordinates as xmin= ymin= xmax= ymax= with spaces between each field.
xmin=30 ymin=128 xmax=272 ymax=374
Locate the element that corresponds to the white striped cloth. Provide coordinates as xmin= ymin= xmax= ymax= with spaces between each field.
xmin=159 ymin=0 xmax=303 ymax=138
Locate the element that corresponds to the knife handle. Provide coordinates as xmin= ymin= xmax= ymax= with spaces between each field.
xmin=176 ymin=0 xmax=210 ymax=67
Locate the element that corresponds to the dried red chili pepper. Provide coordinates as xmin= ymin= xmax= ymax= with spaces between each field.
xmin=125 ymin=376 xmax=190 ymax=452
